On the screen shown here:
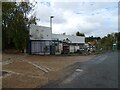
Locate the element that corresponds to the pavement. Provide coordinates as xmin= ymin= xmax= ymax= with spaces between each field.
xmin=42 ymin=51 xmax=118 ymax=88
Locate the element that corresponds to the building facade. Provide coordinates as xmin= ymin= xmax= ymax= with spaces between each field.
xmin=28 ymin=24 xmax=85 ymax=55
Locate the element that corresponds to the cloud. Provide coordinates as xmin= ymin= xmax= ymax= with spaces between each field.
xmin=33 ymin=1 xmax=118 ymax=37
xmin=52 ymin=8 xmax=67 ymax=24
xmin=53 ymin=2 xmax=81 ymax=12
xmin=34 ymin=1 xmax=67 ymax=24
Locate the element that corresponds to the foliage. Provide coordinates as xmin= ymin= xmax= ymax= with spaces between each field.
xmin=86 ymin=33 xmax=120 ymax=51
xmin=100 ymin=33 xmax=118 ymax=50
xmin=115 ymin=32 xmax=120 ymax=50
xmin=85 ymin=32 xmax=120 ymax=51
xmin=2 ymin=2 xmax=37 ymax=51
xmin=85 ymin=36 xmax=101 ymax=43
xmin=76 ymin=31 xmax=85 ymax=36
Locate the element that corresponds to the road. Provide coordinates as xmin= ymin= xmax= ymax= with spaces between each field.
xmin=43 ymin=52 xmax=119 ymax=88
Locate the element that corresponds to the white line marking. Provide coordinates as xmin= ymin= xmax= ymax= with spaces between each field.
xmin=75 ymin=69 xmax=83 ymax=72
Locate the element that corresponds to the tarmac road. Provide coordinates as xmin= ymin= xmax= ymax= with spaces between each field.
xmin=42 ymin=51 xmax=119 ymax=88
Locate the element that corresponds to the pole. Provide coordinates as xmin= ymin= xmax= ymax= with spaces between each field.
xmin=50 ymin=17 xmax=52 ymax=33
xmin=50 ymin=16 xmax=54 ymax=32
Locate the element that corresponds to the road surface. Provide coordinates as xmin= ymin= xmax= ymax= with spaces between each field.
xmin=43 ymin=52 xmax=119 ymax=88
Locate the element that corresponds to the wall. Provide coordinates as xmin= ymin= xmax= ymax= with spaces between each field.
xmin=59 ymin=43 xmax=63 ymax=53
xmin=30 ymin=40 xmax=51 ymax=55
xmin=74 ymin=46 xmax=79 ymax=52
xmin=69 ymin=45 xmax=80 ymax=53
xmin=69 ymin=45 xmax=74 ymax=53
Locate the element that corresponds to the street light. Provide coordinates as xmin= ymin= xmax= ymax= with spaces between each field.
xmin=50 ymin=16 xmax=54 ymax=33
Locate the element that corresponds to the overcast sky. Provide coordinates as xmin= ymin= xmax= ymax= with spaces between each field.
xmin=29 ymin=0 xmax=118 ymax=37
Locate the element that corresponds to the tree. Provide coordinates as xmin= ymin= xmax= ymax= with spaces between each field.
xmin=99 ymin=33 xmax=117 ymax=50
xmin=2 ymin=2 xmax=37 ymax=52
xmin=2 ymin=2 xmax=17 ymax=49
xmin=115 ymin=32 xmax=120 ymax=50
xmin=85 ymin=36 xmax=101 ymax=43
xmin=76 ymin=31 xmax=85 ymax=36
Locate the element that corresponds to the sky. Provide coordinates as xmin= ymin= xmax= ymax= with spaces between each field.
xmin=28 ymin=0 xmax=118 ymax=37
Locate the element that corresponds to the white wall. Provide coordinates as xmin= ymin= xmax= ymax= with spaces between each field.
xmin=84 ymin=43 xmax=89 ymax=48
xmin=75 ymin=46 xmax=79 ymax=52
xmin=30 ymin=24 xmax=52 ymax=40
xmin=59 ymin=43 xmax=63 ymax=52
xmin=52 ymin=34 xmax=85 ymax=44
xmin=69 ymin=45 xmax=74 ymax=53
xmin=69 ymin=45 xmax=80 ymax=53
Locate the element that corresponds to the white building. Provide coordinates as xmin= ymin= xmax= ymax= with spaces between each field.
xmin=52 ymin=34 xmax=85 ymax=54
xmin=28 ymin=24 xmax=85 ymax=55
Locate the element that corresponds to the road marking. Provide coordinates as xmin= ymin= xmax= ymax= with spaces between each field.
xmin=22 ymin=60 xmax=49 ymax=73
xmin=75 ymin=69 xmax=83 ymax=72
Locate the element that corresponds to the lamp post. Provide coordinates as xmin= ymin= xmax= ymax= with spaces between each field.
xmin=50 ymin=16 xmax=54 ymax=33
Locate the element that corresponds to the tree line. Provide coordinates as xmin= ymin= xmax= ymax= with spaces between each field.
xmin=76 ymin=31 xmax=120 ymax=50
xmin=85 ymin=32 xmax=120 ymax=50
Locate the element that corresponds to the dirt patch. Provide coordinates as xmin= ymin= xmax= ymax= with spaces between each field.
xmin=2 ymin=74 xmax=48 ymax=88
xmin=2 ymin=53 xmax=96 ymax=88
xmin=3 ymin=60 xmax=45 ymax=76
xmin=26 ymin=55 xmax=96 ymax=71
xmin=3 ymin=49 xmax=22 ymax=54
xmin=2 ymin=53 xmax=26 ymax=64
